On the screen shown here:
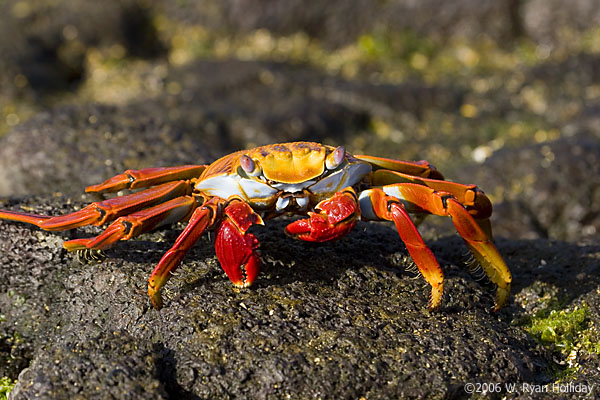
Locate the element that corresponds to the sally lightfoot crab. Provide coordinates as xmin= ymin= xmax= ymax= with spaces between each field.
xmin=0 ymin=142 xmax=511 ymax=310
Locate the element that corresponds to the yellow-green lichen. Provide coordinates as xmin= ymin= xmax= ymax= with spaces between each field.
xmin=525 ymin=307 xmax=587 ymax=353
xmin=523 ymin=304 xmax=600 ymax=381
xmin=0 ymin=377 xmax=16 ymax=400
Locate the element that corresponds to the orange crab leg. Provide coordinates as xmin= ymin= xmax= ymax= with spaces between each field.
xmin=372 ymin=169 xmax=492 ymax=219
xmin=0 ymin=181 xmax=192 ymax=231
xmin=380 ymin=183 xmax=512 ymax=310
xmin=285 ymin=188 xmax=360 ymax=242
xmin=63 ymin=195 xmax=198 ymax=251
xmin=359 ymin=188 xmax=444 ymax=310
xmin=86 ymin=165 xmax=206 ymax=193
xmin=147 ymin=197 xmax=221 ymax=309
xmin=354 ymin=154 xmax=445 ymax=180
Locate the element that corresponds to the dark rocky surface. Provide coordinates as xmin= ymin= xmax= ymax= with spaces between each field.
xmin=457 ymin=134 xmax=600 ymax=242
xmin=8 ymin=330 xmax=166 ymax=400
xmin=1 ymin=0 xmax=600 ymax=399
xmin=0 ymin=103 xmax=213 ymax=197
xmin=0 ymin=196 xmax=598 ymax=399
xmin=1 ymin=112 xmax=599 ymax=399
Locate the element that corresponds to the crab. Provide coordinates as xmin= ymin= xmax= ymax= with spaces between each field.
xmin=0 ymin=142 xmax=511 ymax=310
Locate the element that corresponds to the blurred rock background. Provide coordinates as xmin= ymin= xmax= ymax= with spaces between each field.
xmin=0 ymin=0 xmax=599 ymax=241
xmin=0 ymin=0 xmax=599 ymax=398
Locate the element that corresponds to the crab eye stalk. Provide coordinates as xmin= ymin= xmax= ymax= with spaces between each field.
xmin=240 ymin=155 xmax=261 ymax=176
xmin=326 ymin=146 xmax=345 ymax=170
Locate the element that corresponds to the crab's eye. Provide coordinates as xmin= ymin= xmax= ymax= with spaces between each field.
xmin=326 ymin=146 xmax=345 ymax=170
xmin=240 ymin=155 xmax=261 ymax=176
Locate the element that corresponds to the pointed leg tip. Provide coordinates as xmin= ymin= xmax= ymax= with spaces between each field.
xmin=427 ymin=283 xmax=444 ymax=312
xmin=63 ymin=239 xmax=91 ymax=251
xmin=428 ymin=303 xmax=441 ymax=312
xmin=492 ymin=284 xmax=511 ymax=312
xmin=148 ymin=282 xmax=164 ymax=310
xmin=151 ymin=300 xmax=163 ymax=310
xmin=149 ymin=292 xmax=163 ymax=310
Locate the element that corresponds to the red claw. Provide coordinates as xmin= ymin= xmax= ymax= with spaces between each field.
xmin=285 ymin=188 xmax=360 ymax=242
xmin=215 ymin=200 xmax=263 ymax=287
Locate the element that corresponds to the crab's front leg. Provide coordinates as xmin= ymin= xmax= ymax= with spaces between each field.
xmin=148 ymin=197 xmax=221 ymax=309
xmin=138 ymin=196 xmax=262 ymax=309
xmin=284 ymin=188 xmax=360 ymax=242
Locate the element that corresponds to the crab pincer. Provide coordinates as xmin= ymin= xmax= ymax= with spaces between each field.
xmin=215 ymin=199 xmax=263 ymax=287
xmin=285 ymin=188 xmax=360 ymax=242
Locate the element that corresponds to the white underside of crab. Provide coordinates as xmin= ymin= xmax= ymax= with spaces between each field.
xmin=195 ymin=161 xmax=372 ymax=212
xmin=358 ymin=187 xmax=410 ymax=221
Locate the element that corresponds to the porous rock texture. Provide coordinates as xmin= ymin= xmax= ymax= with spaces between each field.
xmin=0 ymin=105 xmax=599 ymax=399
xmin=1 ymin=0 xmax=600 ymax=398
xmin=1 ymin=196 xmax=599 ymax=399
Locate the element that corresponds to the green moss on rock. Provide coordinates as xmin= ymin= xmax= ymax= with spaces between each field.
xmin=525 ymin=307 xmax=587 ymax=354
xmin=0 ymin=377 xmax=16 ymax=400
